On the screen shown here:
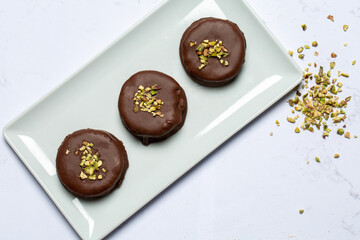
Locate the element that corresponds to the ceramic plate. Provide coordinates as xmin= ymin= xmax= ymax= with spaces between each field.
xmin=3 ymin=0 xmax=301 ymax=239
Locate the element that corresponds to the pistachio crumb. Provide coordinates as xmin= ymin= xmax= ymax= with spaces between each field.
xmin=354 ymin=135 xmax=358 ymax=138
xmin=306 ymin=160 xmax=310 ymax=164
xmin=80 ymin=171 xmax=88 ymax=180
xmin=270 ymin=132 xmax=273 ymax=136
xmin=327 ymin=15 xmax=334 ymax=22
xmin=330 ymin=62 xmax=335 ymax=69
xmin=299 ymin=209 xmax=304 ymax=214
xmin=314 ymin=51 xmax=319 ymax=56
xmin=334 ymin=153 xmax=340 ymax=158
xmin=344 ymin=132 xmax=350 ymax=139
xmin=344 ymin=43 xmax=348 ymax=46
xmin=312 ymin=41 xmax=318 ymax=47
xmin=301 ymin=24 xmax=307 ymax=31
xmin=297 ymin=47 xmax=304 ymax=53
xmin=340 ymin=73 xmax=349 ymax=78
xmin=275 ymin=120 xmax=280 ymax=126
xmin=343 ymin=25 xmax=349 ymax=31
xmin=331 ymin=52 xmax=337 ymax=58
xmin=287 ymin=117 xmax=296 ymax=123
xmin=352 ymin=60 xmax=356 ymax=65
xmin=337 ymin=128 xmax=345 ymax=135
xmin=298 ymin=54 xmax=304 ymax=59
xmin=65 ymin=149 xmax=70 ymax=155
xmin=315 ymin=157 xmax=321 ymax=163
xmin=295 ymin=127 xmax=300 ymax=133
xmin=288 ymin=50 xmax=293 ymax=57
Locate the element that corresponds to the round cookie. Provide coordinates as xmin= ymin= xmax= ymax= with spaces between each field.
xmin=118 ymin=70 xmax=187 ymax=145
xmin=56 ymin=129 xmax=129 ymax=198
xmin=179 ymin=17 xmax=246 ymax=87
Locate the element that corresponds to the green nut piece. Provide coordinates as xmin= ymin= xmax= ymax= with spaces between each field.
xmin=337 ymin=128 xmax=345 ymax=135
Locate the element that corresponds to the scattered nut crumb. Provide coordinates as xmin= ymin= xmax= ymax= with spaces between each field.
xmin=334 ymin=153 xmax=340 ymax=158
xmin=331 ymin=52 xmax=337 ymax=58
xmin=315 ymin=157 xmax=321 ymax=163
xmin=330 ymin=62 xmax=335 ymax=69
xmin=287 ymin=117 xmax=296 ymax=123
xmin=314 ymin=51 xmax=319 ymax=56
xmin=344 ymin=43 xmax=348 ymax=46
xmin=288 ymin=50 xmax=293 ymax=56
xmin=352 ymin=60 xmax=356 ymax=65
xmin=270 ymin=132 xmax=273 ymax=136
xmin=299 ymin=209 xmax=304 ymax=214
xmin=301 ymin=24 xmax=307 ymax=31
xmin=343 ymin=25 xmax=349 ymax=31
xmin=327 ymin=15 xmax=334 ymax=22
xmin=65 ymin=149 xmax=70 ymax=155
xmin=276 ymin=120 xmax=280 ymax=126
xmin=344 ymin=132 xmax=350 ymax=139
xmin=295 ymin=127 xmax=300 ymax=133
xmin=337 ymin=128 xmax=345 ymax=135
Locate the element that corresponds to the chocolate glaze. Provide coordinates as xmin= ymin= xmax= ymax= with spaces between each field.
xmin=56 ymin=129 xmax=128 ymax=198
xmin=179 ymin=17 xmax=246 ymax=87
xmin=118 ymin=70 xmax=187 ymax=145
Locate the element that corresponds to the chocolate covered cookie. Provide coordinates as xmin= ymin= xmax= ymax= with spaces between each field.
xmin=56 ymin=129 xmax=128 ymax=198
xmin=118 ymin=70 xmax=187 ymax=145
xmin=179 ymin=17 xmax=246 ymax=87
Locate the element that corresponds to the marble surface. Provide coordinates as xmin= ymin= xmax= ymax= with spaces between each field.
xmin=1 ymin=0 xmax=360 ymax=239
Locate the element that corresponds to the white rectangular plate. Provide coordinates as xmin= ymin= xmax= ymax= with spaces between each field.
xmin=3 ymin=0 xmax=301 ymax=239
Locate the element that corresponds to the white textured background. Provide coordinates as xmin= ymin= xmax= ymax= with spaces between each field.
xmin=1 ymin=0 xmax=360 ymax=239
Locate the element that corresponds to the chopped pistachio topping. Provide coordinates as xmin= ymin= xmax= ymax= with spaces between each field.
xmin=327 ymin=15 xmax=334 ymax=22
xmin=354 ymin=135 xmax=358 ymax=138
xmin=288 ymin=50 xmax=293 ymax=56
xmin=298 ymin=54 xmax=304 ymax=59
xmin=275 ymin=120 xmax=280 ymax=126
xmin=78 ymin=141 xmax=104 ymax=181
xmin=314 ymin=51 xmax=319 ymax=56
xmin=301 ymin=24 xmax=307 ymax=31
xmin=304 ymin=45 xmax=310 ymax=49
xmin=330 ymin=62 xmax=335 ymax=69
xmin=270 ymin=132 xmax=273 ymax=136
xmin=340 ymin=73 xmax=349 ymax=78
xmin=344 ymin=132 xmax=350 ymax=139
xmin=297 ymin=47 xmax=304 ymax=53
xmin=312 ymin=41 xmax=318 ymax=47
xmin=295 ymin=127 xmax=300 ymax=133
xmin=287 ymin=66 xmax=350 ymax=135
xmin=343 ymin=25 xmax=349 ymax=31
xmin=133 ymin=84 xmax=164 ymax=117
xmin=299 ymin=209 xmax=304 ymax=214
xmin=189 ymin=41 xmax=196 ymax=47
xmin=315 ymin=157 xmax=321 ymax=163
xmin=344 ymin=42 xmax=348 ymax=46
xmin=65 ymin=149 xmax=70 ymax=155
xmin=337 ymin=128 xmax=344 ymax=135
xmin=191 ymin=39 xmax=229 ymax=69
xmin=352 ymin=60 xmax=356 ymax=65
xmin=334 ymin=153 xmax=340 ymax=158
xmin=331 ymin=52 xmax=337 ymax=58
xmin=287 ymin=117 xmax=296 ymax=123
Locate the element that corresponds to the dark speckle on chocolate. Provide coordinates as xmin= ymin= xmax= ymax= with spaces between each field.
xmin=180 ymin=17 xmax=246 ymax=87
xmin=118 ymin=70 xmax=187 ymax=145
